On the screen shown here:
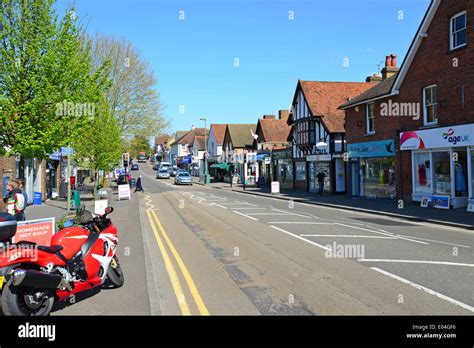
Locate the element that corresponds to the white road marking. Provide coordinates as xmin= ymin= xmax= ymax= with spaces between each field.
xmin=246 ymin=213 xmax=293 ymax=216
xmin=361 ymin=259 xmax=474 ymax=268
xmin=336 ymin=223 xmax=428 ymax=245
xmin=270 ymin=225 xmax=331 ymax=251
xmin=232 ymin=207 xmax=266 ymax=210
xmin=233 ymin=211 xmax=258 ymax=221
xmin=395 ymin=235 xmax=471 ymax=248
xmin=212 ymin=203 xmax=229 ymax=210
xmin=371 ymin=267 xmax=474 ymax=313
xmin=268 ymin=222 xmax=335 ymax=225
xmin=301 ymin=235 xmax=396 ymax=239
xmin=270 ymin=208 xmax=313 ymax=219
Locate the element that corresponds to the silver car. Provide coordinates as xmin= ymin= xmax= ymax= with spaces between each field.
xmin=175 ymin=172 xmax=193 ymax=185
xmin=156 ymin=168 xmax=170 ymax=179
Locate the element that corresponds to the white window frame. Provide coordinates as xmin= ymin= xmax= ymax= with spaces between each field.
xmin=450 ymin=11 xmax=467 ymax=51
xmin=423 ymin=85 xmax=438 ymax=126
xmin=366 ymin=103 xmax=375 ymax=134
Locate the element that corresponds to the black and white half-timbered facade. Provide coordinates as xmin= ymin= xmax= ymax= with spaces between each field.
xmin=289 ymin=80 xmax=374 ymax=193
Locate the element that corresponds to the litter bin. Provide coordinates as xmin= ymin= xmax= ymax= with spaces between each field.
xmin=33 ymin=192 xmax=42 ymax=205
xmin=72 ymin=190 xmax=81 ymax=209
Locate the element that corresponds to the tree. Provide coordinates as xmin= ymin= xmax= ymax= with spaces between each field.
xmin=91 ymin=33 xmax=169 ymax=138
xmin=129 ymin=135 xmax=151 ymax=158
xmin=0 ymin=0 xmax=105 ymax=158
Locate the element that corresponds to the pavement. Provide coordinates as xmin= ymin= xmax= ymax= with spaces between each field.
xmin=192 ymin=178 xmax=474 ymax=230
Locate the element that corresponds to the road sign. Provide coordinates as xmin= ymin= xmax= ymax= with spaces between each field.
xmin=13 ymin=218 xmax=56 ymax=246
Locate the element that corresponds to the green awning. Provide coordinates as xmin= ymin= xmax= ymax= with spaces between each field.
xmin=210 ymin=163 xmax=229 ymax=170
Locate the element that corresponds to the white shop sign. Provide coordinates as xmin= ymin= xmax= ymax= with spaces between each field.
xmin=271 ymin=181 xmax=280 ymax=195
xmin=94 ymin=199 xmax=109 ymax=215
xmin=400 ymin=123 xmax=474 ymax=150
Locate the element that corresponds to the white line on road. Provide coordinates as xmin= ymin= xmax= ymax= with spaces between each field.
xmin=246 ymin=213 xmax=294 ymax=216
xmin=232 ymin=207 xmax=266 ymax=210
xmin=212 ymin=203 xmax=229 ymax=210
xmin=335 ymin=223 xmax=428 ymax=245
xmin=270 ymin=225 xmax=331 ymax=251
xmin=370 ymin=267 xmax=474 ymax=313
xmin=361 ymin=259 xmax=474 ymax=268
xmin=395 ymin=235 xmax=471 ymax=248
xmin=233 ymin=210 xmax=258 ymax=221
xmin=270 ymin=208 xmax=314 ymax=219
xmin=268 ymin=222 xmax=334 ymax=225
xmin=301 ymin=235 xmax=397 ymax=239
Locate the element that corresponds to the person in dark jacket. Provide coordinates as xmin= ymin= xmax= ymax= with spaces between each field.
xmin=316 ymin=169 xmax=326 ymax=196
xmin=135 ymin=175 xmax=144 ymax=192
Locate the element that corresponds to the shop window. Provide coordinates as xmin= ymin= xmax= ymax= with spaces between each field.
xmin=454 ymin=150 xmax=468 ymax=198
xmin=450 ymin=11 xmax=467 ymax=50
xmin=413 ymin=152 xmax=431 ymax=195
xmin=295 ymin=162 xmax=306 ymax=181
xmin=366 ymin=103 xmax=375 ymax=134
xmin=423 ymin=85 xmax=438 ymax=125
xmin=471 ymin=151 xmax=474 ymax=199
xmin=432 ymin=151 xmax=451 ymax=195
xmin=360 ymin=157 xmax=396 ymax=199
xmin=334 ymin=134 xmax=343 ymax=152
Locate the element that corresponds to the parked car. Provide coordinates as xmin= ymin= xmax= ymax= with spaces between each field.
xmin=175 ymin=171 xmax=193 ymax=185
xmin=170 ymin=166 xmax=179 ymax=176
xmin=156 ymin=168 xmax=170 ymax=179
xmin=153 ymin=163 xmax=160 ymax=171
xmin=131 ymin=164 xmax=139 ymax=171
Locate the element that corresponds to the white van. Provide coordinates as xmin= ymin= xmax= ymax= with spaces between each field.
xmin=160 ymin=162 xmax=172 ymax=171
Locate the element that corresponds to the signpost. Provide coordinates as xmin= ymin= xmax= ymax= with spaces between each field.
xmin=118 ymin=184 xmax=131 ymax=201
xmin=13 ymin=218 xmax=56 ymax=246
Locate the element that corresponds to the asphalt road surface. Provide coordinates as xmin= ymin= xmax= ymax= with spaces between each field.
xmin=55 ymin=162 xmax=474 ymax=315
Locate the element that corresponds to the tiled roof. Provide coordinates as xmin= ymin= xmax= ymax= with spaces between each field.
xmin=257 ymin=119 xmax=291 ymax=143
xmin=193 ymin=136 xmax=206 ymax=151
xmin=298 ymin=80 xmax=375 ymax=133
xmin=226 ymin=124 xmax=256 ymax=148
xmin=339 ymin=75 xmax=397 ymax=109
xmin=177 ymin=128 xmax=209 ymax=145
xmin=210 ymin=124 xmax=227 ymax=145
xmin=155 ymin=134 xmax=170 ymax=145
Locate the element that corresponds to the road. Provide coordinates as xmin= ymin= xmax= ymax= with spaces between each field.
xmin=55 ymin=162 xmax=474 ymax=315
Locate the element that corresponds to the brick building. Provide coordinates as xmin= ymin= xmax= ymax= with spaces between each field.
xmin=340 ymin=0 xmax=474 ymax=209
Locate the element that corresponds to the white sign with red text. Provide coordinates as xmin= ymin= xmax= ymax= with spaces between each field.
xmin=400 ymin=124 xmax=474 ymax=150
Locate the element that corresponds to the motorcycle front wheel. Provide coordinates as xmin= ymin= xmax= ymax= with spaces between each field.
xmin=1 ymin=279 xmax=55 ymax=316
xmin=106 ymin=256 xmax=124 ymax=288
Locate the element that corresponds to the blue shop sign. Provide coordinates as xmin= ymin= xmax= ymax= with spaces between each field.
xmin=348 ymin=140 xmax=395 ymax=158
xmin=48 ymin=151 xmax=61 ymax=161
xmin=60 ymin=147 xmax=75 ymax=156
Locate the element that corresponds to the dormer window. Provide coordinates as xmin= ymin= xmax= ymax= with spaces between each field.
xmin=450 ymin=11 xmax=467 ymax=50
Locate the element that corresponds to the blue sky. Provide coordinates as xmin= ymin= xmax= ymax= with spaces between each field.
xmin=56 ymin=0 xmax=431 ymax=134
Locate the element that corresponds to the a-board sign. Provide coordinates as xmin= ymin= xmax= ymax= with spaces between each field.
xmin=432 ymin=195 xmax=450 ymax=210
xmin=118 ymin=184 xmax=131 ymax=200
xmin=271 ymin=181 xmax=280 ymax=195
xmin=95 ymin=199 xmax=109 ymax=215
xmin=13 ymin=218 xmax=55 ymax=246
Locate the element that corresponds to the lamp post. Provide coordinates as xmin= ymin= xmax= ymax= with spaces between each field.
xmin=200 ymin=117 xmax=208 ymax=185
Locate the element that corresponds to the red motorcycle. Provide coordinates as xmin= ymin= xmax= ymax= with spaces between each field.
xmin=0 ymin=207 xmax=124 ymax=316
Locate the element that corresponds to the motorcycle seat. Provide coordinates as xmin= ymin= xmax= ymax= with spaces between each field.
xmin=37 ymin=245 xmax=64 ymax=254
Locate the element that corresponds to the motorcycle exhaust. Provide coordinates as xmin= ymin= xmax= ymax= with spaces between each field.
xmin=11 ymin=269 xmax=70 ymax=290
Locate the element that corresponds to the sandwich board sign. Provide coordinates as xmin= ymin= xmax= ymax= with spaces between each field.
xmin=271 ymin=181 xmax=280 ymax=195
xmin=13 ymin=218 xmax=56 ymax=246
xmin=118 ymin=184 xmax=131 ymax=201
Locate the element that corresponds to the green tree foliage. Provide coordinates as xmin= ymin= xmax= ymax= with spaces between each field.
xmin=129 ymin=135 xmax=151 ymax=158
xmin=0 ymin=0 xmax=107 ymax=157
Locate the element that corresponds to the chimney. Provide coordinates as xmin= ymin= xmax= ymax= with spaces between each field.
xmin=381 ymin=54 xmax=399 ymax=80
xmin=263 ymin=114 xmax=276 ymax=120
xmin=366 ymin=73 xmax=383 ymax=83
xmin=191 ymin=125 xmax=195 ymax=130
xmin=278 ymin=110 xmax=290 ymax=121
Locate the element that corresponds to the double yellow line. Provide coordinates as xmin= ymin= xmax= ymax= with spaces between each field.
xmin=147 ymin=209 xmax=209 ymax=315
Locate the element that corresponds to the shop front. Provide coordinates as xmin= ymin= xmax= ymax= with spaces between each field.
xmin=348 ymin=139 xmax=396 ymax=199
xmin=307 ymin=154 xmax=332 ymax=194
xmin=400 ymin=123 xmax=474 ymax=209
xmin=244 ymin=152 xmax=259 ymax=186
xmin=273 ymin=149 xmax=293 ymax=189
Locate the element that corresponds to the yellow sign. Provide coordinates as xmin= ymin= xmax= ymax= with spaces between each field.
xmin=0 ymin=276 xmax=4 ymax=290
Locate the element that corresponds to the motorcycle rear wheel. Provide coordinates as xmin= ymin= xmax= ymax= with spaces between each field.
xmin=106 ymin=256 xmax=124 ymax=288
xmin=1 ymin=279 xmax=55 ymax=316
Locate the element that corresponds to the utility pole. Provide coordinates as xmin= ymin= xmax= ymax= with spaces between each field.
xmin=200 ymin=117 xmax=208 ymax=185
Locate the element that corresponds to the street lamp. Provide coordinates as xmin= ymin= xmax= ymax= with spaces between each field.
xmin=200 ymin=117 xmax=208 ymax=185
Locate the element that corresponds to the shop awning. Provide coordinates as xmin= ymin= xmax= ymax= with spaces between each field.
xmin=210 ymin=163 xmax=229 ymax=170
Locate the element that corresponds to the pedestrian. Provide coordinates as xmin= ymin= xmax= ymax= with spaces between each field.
xmin=5 ymin=180 xmax=26 ymax=221
xmin=135 ymin=175 xmax=144 ymax=192
xmin=316 ymin=168 xmax=326 ymax=196
xmin=17 ymin=179 xmax=28 ymax=220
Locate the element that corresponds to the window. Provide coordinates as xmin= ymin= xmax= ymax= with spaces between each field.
xmin=413 ymin=152 xmax=431 ymax=195
xmin=366 ymin=103 xmax=375 ymax=134
xmin=450 ymin=11 xmax=467 ymax=50
xmin=334 ymin=134 xmax=343 ymax=152
xmin=432 ymin=151 xmax=451 ymax=195
xmin=423 ymin=85 xmax=438 ymax=125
